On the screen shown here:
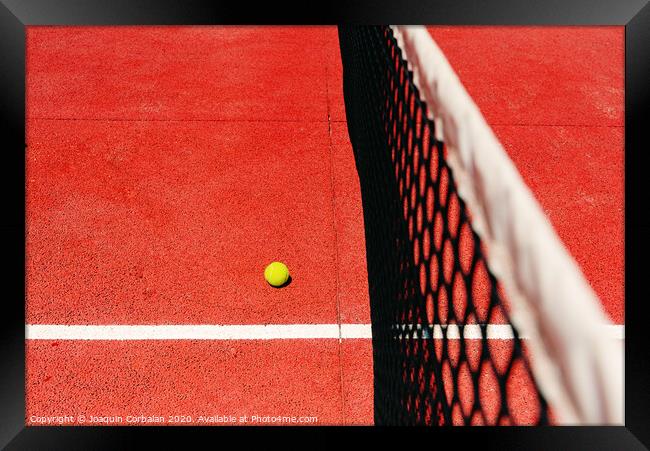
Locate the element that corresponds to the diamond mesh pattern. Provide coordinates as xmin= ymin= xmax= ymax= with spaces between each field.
xmin=338 ymin=25 xmax=550 ymax=425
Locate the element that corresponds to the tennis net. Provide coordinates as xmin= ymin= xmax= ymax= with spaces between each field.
xmin=338 ymin=25 xmax=623 ymax=425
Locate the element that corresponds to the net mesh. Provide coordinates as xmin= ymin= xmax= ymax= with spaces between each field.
xmin=338 ymin=25 xmax=550 ymax=425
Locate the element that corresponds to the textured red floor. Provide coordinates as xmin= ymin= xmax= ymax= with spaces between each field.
xmin=494 ymin=125 xmax=624 ymax=321
xmin=27 ymin=340 xmax=346 ymax=425
xmin=25 ymin=26 xmax=623 ymax=426
xmin=426 ymin=27 xmax=623 ymax=127
xmin=329 ymin=122 xmax=371 ymax=323
xmin=27 ymin=26 xmax=332 ymax=121
xmin=26 ymin=119 xmax=341 ymax=325
xmin=26 ymin=26 xmax=373 ymax=426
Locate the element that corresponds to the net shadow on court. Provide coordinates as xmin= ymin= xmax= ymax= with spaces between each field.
xmin=339 ymin=25 xmax=549 ymax=426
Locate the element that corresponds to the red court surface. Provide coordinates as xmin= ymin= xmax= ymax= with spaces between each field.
xmin=26 ymin=26 xmax=623 ymax=425
xmin=27 ymin=340 xmax=365 ymax=425
xmin=27 ymin=120 xmax=340 ymax=325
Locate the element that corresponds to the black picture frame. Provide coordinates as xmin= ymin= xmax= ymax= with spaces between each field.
xmin=1 ymin=0 xmax=648 ymax=448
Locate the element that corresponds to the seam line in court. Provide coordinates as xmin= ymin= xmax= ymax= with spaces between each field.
xmin=25 ymin=324 xmax=624 ymax=340
xmin=27 ymin=117 xmax=331 ymax=123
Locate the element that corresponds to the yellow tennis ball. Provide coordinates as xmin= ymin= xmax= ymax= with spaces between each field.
xmin=264 ymin=262 xmax=290 ymax=287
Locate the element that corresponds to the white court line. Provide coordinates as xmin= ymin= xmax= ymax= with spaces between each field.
xmin=25 ymin=324 xmax=623 ymax=340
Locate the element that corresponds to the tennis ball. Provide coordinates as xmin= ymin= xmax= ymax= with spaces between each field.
xmin=264 ymin=262 xmax=290 ymax=287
